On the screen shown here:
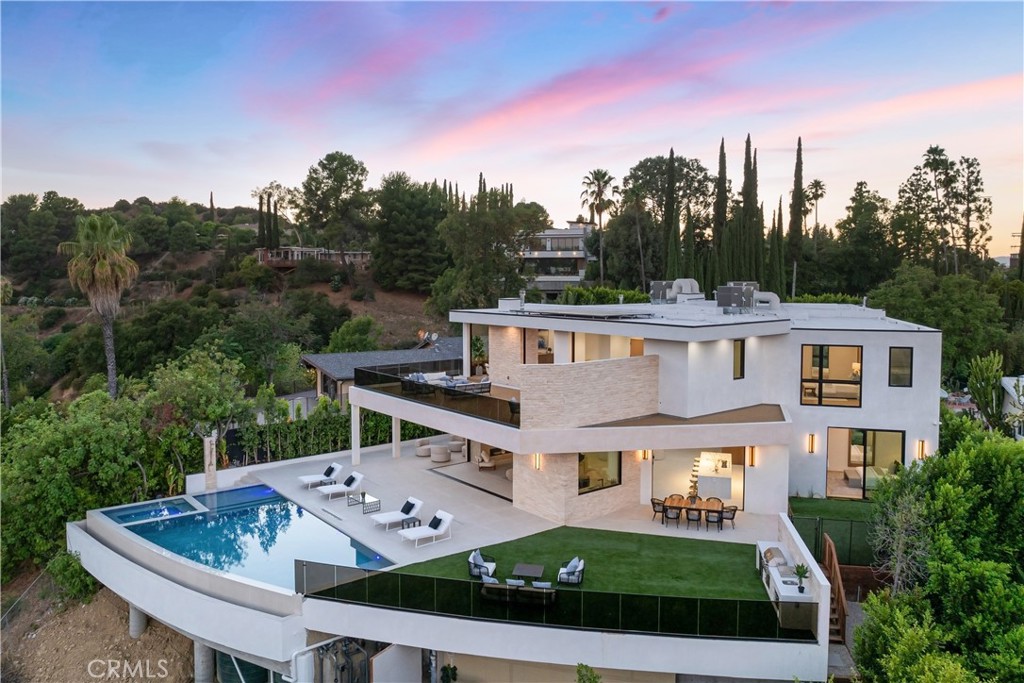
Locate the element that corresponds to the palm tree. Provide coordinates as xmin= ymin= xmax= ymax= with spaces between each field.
xmin=58 ymin=214 xmax=139 ymax=398
xmin=580 ymin=169 xmax=616 ymax=285
xmin=805 ymin=179 xmax=826 ymax=252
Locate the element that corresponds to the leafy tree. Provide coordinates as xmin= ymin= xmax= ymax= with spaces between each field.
xmin=125 ymin=212 xmax=169 ymax=254
xmin=58 ymin=214 xmax=139 ymax=398
xmin=580 ymin=169 xmax=616 ymax=285
xmin=298 ymin=151 xmax=371 ymax=255
xmin=145 ymin=345 xmax=248 ymax=446
xmin=327 ymin=314 xmax=384 ymax=353
xmin=115 ymin=298 xmax=223 ymax=379
xmin=0 ymin=392 xmax=147 ymax=580
xmin=834 ymin=181 xmax=896 ymax=294
xmin=429 ymin=183 xmax=544 ymax=315
xmin=161 ymin=196 xmax=196 ymax=229
xmin=215 ymin=302 xmax=314 ymax=387
xmin=237 ymin=254 xmax=278 ymax=292
xmin=371 ymin=172 xmax=449 ymax=292
xmin=613 ymin=184 xmax=650 ymax=291
xmin=168 ymin=220 xmax=197 ymax=254
xmin=786 ymin=138 xmax=805 ymax=296
xmin=283 ymin=290 xmax=352 ymax=350
xmin=868 ymin=265 xmax=1005 ymax=384
xmin=0 ymin=314 xmax=54 ymax=403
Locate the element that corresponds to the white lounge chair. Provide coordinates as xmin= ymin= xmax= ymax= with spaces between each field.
xmin=398 ymin=510 xmax=453 ymax=547
xmin=370 ymin=497 xmax=424 ymax=531
xmin=298 ymin=462 xmax=342 ymax=489
xmin=318 ymin=471 xmax=364 ymax=501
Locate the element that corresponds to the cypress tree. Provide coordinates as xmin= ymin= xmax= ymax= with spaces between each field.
xmin=257 ymin=193 xmax=266 ymax=248
xmin=766 ymin=207 xmax=782 ymax=296
xmin=1017 ymin=214 xmax=1024 ymax=281
xmin=209 ymin=191 xmax=217 ymax=223
xmin=775 ymin=197 xmax=786 ymax=296
xmin=713 ymin=139 xmax=729 ymax=286
xmin=272 ymin=199 xmax=280 ymax=249
xmin=683 ymin=204 xmax=696 ymax=278
xmin=740 ymin=134 xmax=755 ymax=280
xmin=786 ymin=137 xmax=805 ymax=296
xmin=664 ymin=149 xmax=682 ymax=279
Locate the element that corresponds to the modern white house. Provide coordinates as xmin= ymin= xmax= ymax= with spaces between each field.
xmin=521 ymin=221 xmax=594 ymax=299
xmin=68 ymin=280 xmax=941 ymax=683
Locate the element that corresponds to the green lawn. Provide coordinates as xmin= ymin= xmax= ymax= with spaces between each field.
xmin=789 ymin=497 xmax=875 ymax=522
xmin=398 ymin=527 xmax=765 ymax=601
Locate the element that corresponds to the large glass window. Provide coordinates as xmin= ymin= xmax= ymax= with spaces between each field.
xmin=801 ymin=345 xmax=862 ymax=407
xmin=826 ymin=427 xmax=904 ymax=499
xmin=578 ymin=451 xmax=621 ymax=494
xmin=889 ymin=347 xmax=913 ymax=387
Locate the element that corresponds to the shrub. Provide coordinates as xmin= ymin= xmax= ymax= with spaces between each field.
xmin=291 ymin=259 xmax=342 ymax=286
xmin=329 ymin=274 xmax=345 ymax=292
xmin=60 ymin=322 xmax=78 ymax=334
xmin=46 ymin=551 xmax=99 ymax=602
xmin=175 ymin=277 xmax=192 ymax=293
xmin=39 ymin=308 xmax=66 ymax=330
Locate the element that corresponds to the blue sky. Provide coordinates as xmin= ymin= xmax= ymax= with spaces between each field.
xmin=3 ymin=2 xmax=1021 ymax=254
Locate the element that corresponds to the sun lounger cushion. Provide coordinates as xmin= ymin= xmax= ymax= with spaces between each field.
xmin=481 ymin=574 xmax=499 ymax=584
xmin=342 ymin=474 xmax=356 ymax=487
xmin=428 ymin=515 xmax=442 ymax=529
xmin=323 ymin=464 xmax=335 ymax=477
xmin=401 ymin=500 xmax=415 ymax=515
xmin=565 ymin=557 xmax=581 ymax=573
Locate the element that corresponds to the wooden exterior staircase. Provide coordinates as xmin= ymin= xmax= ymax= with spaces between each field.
xmin=821 ymin=533 xmax=848 ymax=644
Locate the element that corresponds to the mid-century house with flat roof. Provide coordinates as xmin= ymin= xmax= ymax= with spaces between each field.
xmin=67 ymin=280 xmax=940 ymax=683
xmin=521 ymin=221 xmax=594 ymax=300
xmin=302 ymin=337 xmax=462 ymax=408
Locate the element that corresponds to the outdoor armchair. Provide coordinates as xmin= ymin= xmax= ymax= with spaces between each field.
xmin=467 ymin=549 xmax=497 ymax=578
xmin=557 ymin=557 xmax=585 ymax=586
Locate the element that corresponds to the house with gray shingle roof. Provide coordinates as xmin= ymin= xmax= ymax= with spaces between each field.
xmin=301 ymin=337 xmax=463 ymax=407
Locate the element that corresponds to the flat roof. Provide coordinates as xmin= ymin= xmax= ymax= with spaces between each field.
xmin=302 ymin=338 xmax=463 ymax=381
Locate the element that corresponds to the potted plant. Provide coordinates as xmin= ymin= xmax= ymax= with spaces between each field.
xmin=440 ymin=663 xmax=458 ymax=683
xmin=793 ymin=563 xmax=809 ymax=593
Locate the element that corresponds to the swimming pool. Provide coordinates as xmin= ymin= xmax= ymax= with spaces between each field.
xmin=106 ymin=485 xmax=391 ymax=589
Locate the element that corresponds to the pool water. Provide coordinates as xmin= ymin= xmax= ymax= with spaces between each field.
xmin=103 ymin=497 xmax=200 ymax=524
xmin=113 ymin=485 xmax=391 ymax=588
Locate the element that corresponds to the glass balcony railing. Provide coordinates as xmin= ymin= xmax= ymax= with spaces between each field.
xmin=295 ymin=561 xmax=818 ymax=643
xmin=354 ymin=364 xmax=520 ymax=427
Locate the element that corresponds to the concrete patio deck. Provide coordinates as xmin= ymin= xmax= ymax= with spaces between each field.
xmin=249 ymin=438 xmax=781 ymax=571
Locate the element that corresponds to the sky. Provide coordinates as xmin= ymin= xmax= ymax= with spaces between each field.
xmin=2 ymin=1 xmax=1022 ymax=256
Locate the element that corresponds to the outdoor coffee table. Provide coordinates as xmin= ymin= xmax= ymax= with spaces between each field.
xmin=347 ymin=492 xmax=381 ymax=514
xmin=511 ymin=563 xmax=544 ymax=580
xmin=401 ymin=517 xmax=421 ymax=529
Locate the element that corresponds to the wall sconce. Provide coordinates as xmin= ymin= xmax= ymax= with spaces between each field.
xmin=807 ymin=434 xmax=816 ymax=454
xmin=641 ymin=449 xmax=650 ymax=461
xmin=533 ymin=453 xmax=541 ymax=470
xmin=746 ymin=446 xmax=756 ymax=467
xmin=916 ymin=440 xmax=925 ymax=460
xmin=851 ymin=362 xmax=861 ymax=379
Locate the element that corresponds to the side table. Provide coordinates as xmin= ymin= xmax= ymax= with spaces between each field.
xmin=401 ymin=517 xmax=421 ymax=529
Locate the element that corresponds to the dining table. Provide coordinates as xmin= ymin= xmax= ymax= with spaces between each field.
xmin=663 ymin=495 xmax=723 ymax=512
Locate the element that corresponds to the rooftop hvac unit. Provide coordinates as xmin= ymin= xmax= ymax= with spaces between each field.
xmin=717 ymin=285 xmax=755 ymax=311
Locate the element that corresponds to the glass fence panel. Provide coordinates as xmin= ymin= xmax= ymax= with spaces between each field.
xmin=659 ymin=596 xmax=700 ymax=636
xmin=737 ymin=600 xmax=782 ymax=639
xmin=620 ymin=594 xmax=660 ymax=633
xmin=698 ymin=599 xmax=740 ymax=638
xmin=581 ymin=591 xmax=620 ymax=630
xmin=790 ymin=516 xmax=821 ymax=561
xmin=302 ymin=569 xmax=819 ymax=642
xmin=366 ymin=572 xmax=401 ymax=608
xmin=399 ymin=574 xmax=437 ymax=612
xmin=820 ymin=519 xmax=853 ymax=565
xmin=435 ymin=577 xmax=473 ymax=618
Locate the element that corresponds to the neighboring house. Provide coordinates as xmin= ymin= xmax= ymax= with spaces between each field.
xmin=351 ymin=281 xmax=941 ymax=512
xmin=255 ymin=246 xmax=371 ymax=270
xmin=1001 ymin=375 xmax=1024 ymax=440
xmin=302 ymin=337 xmax=463 ymax=409
xmin=521 ymin=221 xmax=593 ymax=300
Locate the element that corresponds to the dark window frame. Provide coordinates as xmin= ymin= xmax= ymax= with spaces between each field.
xmin=888 ymin=347 xmax=913 ymax=387
xmin=800 ymin=344 xmax=863 ymax=408
xmin=733 ymin=339 xmax=745 ymax=380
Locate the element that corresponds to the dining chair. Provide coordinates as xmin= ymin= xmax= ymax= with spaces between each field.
xmin=685 ymin=495 xmax=702 ymax=506
xmin=663 ymin=506 xmax=681 ymax=527
xmin=650 ymin=497 xmax=665 ymax=523
xmin=722 ymin=505 xmax=738 ymax=529
xmin=705 ymin=507 xmax=723 ymax=532
xmin=685 ymin=507 xmax=702 ymax=530
xmin=706 ymin=496 xmax=723 ymax=507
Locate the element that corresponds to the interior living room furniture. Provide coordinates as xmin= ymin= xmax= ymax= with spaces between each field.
xmin=370 ymin=497 xmax=424 ymax=530
xmin=398 ymin=510 xmax=453 ymax=547
xmin=864 ymin=464 xmax=895 ymax=489
xmin=298 ymin=462 xmax=342 ymax=489
xmin=318 ymin=471 xmax=364 ymax=501
xmin=843 ymin=467 xmax=863 ymax=488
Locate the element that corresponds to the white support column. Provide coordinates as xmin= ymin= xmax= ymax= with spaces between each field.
xmin=128 ymin=604 xmax=148 ymax=638
xmin=193 ymin=641 xmax=214 ymax=683
xmin=351 ymin=403 xmax=361 ymax=466
xmin=392 ymin=416 xmax=401 ymax=459
xmin=462 ymin=328 xmax=472 ymax=377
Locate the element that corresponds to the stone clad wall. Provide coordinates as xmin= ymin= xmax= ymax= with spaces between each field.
xmin=488 ymin=326 xmax=523 ymax=386
xmin=513 ymin=450 xmax=643 ymax=524
xmin=519 ymin=355 xmax=659 ymax=429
